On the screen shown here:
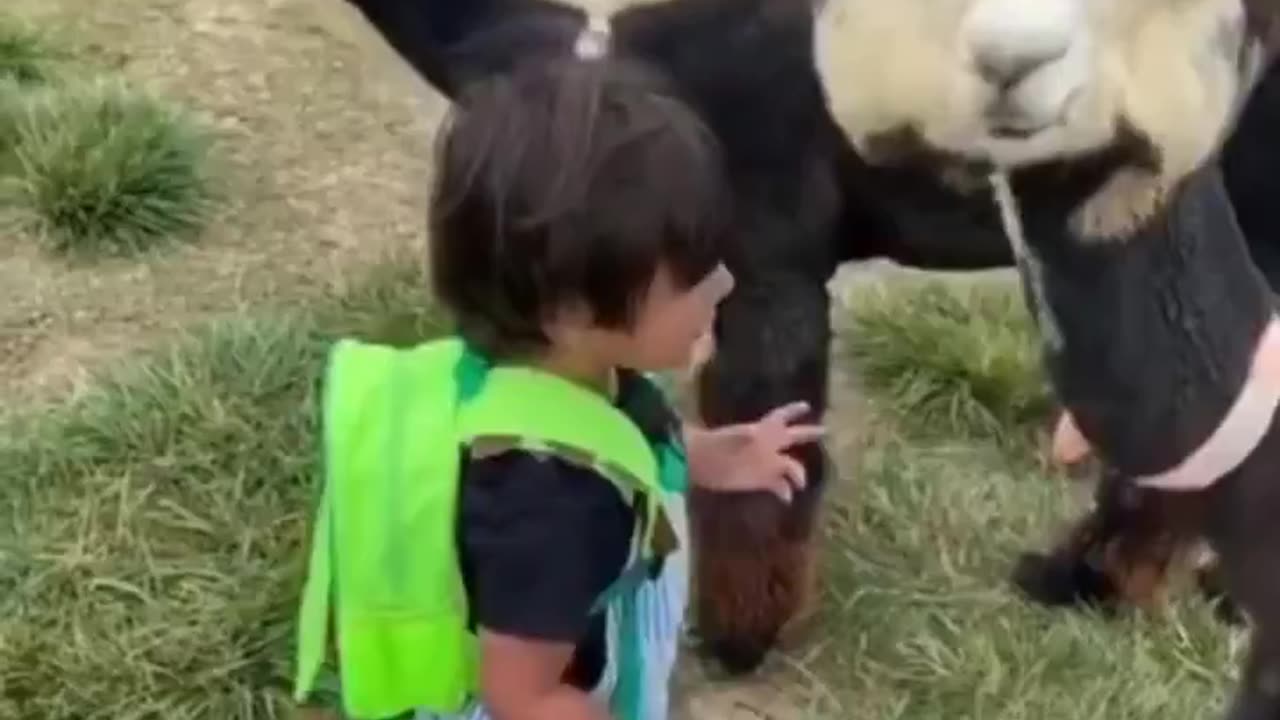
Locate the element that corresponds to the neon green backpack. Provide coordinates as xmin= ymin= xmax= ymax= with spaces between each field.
xmin=292 ymin=336 xmax=683 ymax=720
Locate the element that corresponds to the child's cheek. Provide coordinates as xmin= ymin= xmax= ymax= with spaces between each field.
xmin=690 ymin=330 xmax=715 ymax=372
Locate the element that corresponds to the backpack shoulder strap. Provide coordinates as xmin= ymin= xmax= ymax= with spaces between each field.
xmin=458 ymin=365 xmax=675 ymax=568
xmin=457 ymin=366 xmax=661 ymax=496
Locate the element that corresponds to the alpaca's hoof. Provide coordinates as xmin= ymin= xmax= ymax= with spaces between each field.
xmin=1011 ymin=551 xmax=1117 ymax=611
xmin=701 ymin=634 xmax=772 ymax=676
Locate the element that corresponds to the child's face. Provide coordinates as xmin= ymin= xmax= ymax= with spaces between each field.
xmin=605 ymin=262 xmax=735 ymax=372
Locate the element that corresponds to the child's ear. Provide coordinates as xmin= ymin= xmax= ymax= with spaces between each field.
xmin=541 ymin=301 xmax=595 ymax=347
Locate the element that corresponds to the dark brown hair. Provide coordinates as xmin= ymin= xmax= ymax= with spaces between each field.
xmin=428 ymin=54 xmax=730 ymax=357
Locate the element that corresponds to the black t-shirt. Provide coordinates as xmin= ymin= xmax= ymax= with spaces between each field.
xmin=454 ymin=370 xmax=679 ymax=689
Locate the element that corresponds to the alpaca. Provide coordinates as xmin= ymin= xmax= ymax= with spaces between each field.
xmin=991 ymin=145 xmax=1280 ymax=719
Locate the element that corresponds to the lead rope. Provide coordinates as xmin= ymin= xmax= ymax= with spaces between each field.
xmin=989 ymin=170 xmax=1027 ymax=264
xmin=989 ymin=168 xmax=1066 ymax=352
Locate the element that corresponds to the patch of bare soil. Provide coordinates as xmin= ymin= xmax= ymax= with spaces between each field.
xmin=0 ymin=0 xmax=444 ymax=402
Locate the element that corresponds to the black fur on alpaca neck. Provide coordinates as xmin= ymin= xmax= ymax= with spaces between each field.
xmin=1006 ymin=157 xmax=1274 ymax=477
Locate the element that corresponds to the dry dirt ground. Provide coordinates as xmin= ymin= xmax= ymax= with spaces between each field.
xmin=1 ymin=0 xmax=865 ymax=716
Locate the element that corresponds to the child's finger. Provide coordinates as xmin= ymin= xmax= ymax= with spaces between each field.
xmin=762 ymin=401 xmax=811 ymax=427
xmin=770 ymin=479 xmax=794 ymax=504
xmin=780 ymin=455 xmax=807 ymax=492
xmin=780 ymin=424 xmax=826 ymax=449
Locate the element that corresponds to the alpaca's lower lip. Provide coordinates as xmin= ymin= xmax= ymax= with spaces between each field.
xmin=990 ymin=124 xmax=1046 ymax=140
xmin=985 ymin=85 xmax=1081 ymax=141
xmin=984 ymin=107 xmax=1055 ymax=139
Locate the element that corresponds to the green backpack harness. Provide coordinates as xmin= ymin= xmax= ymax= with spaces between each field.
xmin=293 ymin=336 xmax=686 ymax=720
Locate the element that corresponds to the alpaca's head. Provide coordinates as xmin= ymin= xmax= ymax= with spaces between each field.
xmin=817 ymin=0 xmax=1273 ymax=185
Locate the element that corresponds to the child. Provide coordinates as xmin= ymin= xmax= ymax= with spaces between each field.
xmin=292 ymin=55 xmax=823 ymax=720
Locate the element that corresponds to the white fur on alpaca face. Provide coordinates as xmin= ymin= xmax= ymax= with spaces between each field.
xmin=816 ymin=0 xmax=1259 ymax=177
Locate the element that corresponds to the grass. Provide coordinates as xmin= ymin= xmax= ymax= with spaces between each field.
xmin=0 ymin=77 xmax=220 ymax=257
xmin=0 ymin=271 xmax=1247 ymax=720
xmin=0 ymin=14 xmax=67 ymax=84
xmin=802 ymin=433 xmax=1241 ymax=720
xmin=842 ymin=277 xmax=1055 ymax=448
xmin=0 ymin=263 xmax=447 ymax=720
xmin=776 ymin=276 xmax=1243 ymax=719
xmin=0 ymin=78 xmax=23 ymax=169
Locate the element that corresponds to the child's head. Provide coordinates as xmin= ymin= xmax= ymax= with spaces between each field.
xmin=429 ymin=54 xmax=734 ymax=373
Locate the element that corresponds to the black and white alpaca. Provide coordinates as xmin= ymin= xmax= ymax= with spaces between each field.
xmin=967 ymin=16 xmax=1280 ymax=720
xmin=337 ymin=0 xmax=1280 ymax=676
xmin=1009 ymin=60 xmax=1280 ymax=620
xmin=993 ymin=149 xmax=1280 ymax=720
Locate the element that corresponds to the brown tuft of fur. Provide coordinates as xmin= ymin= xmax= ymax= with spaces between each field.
xmin=1098 ymin=526 xmax=1183 ymax=611
xmin=1015 ymin=467 xmax=1216 ymax=614
xmin=1071 ymin=167 xmax=1174 ymax=241
xmin=688 ymin=487 xmax=822 ymax=675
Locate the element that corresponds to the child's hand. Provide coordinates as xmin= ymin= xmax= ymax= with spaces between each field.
xmin=684 ymin=401 xmax=825 ymax=503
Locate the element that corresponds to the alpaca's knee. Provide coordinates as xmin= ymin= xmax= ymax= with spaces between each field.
xmin=1051 ymin=409 xmax=1092 ymax=467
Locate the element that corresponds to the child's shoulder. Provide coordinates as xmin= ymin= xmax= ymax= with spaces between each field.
xmin=458 ymin=448 xmax=637 ymax=636
xmin=460 ymin=450 xmax=637 ymax=591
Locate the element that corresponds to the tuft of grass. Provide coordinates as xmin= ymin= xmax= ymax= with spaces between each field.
xmin=1 ymin=78 xmax=219 ymax=257
xmin=0 ymin=77 xmax=24 ymax=169
xmin=0 ymin=264 xmax=447 ymax=719
xmin=841 ymin=277 xmax=1055 ymax=446
xmin=0 ymin=14 xmax=67 ymax=85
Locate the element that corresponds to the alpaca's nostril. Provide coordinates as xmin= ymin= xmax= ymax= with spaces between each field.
xmin=974 ymin=44 xmax=1067 ymax=91
xmin=963 ymin=0 xmax=1079 ymax=92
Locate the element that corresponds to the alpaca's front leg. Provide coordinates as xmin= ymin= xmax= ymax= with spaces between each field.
xmin=1212 ymin=426 xmax=1280 ymax=719
xmin=690 ymin=273 xmax=832 ymax=675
